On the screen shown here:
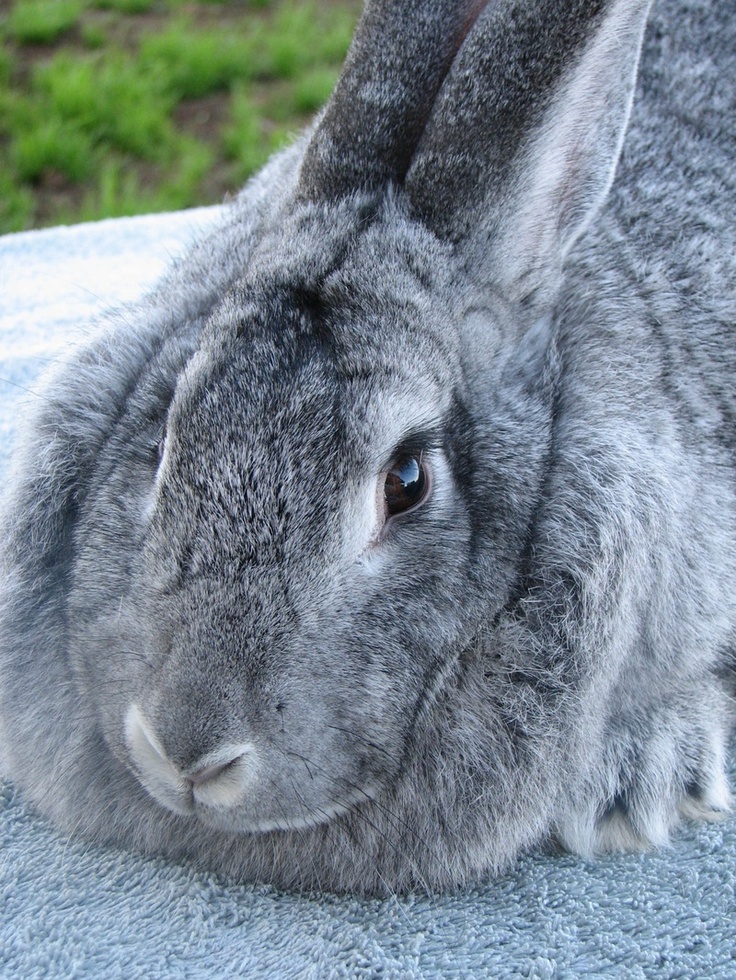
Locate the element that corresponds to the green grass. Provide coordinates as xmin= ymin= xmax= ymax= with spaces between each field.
xmin=139 ymin=19 xmax=258 ymax=100
xmin=292 ymin=66 xmax=341 ymax=113
xmin=33 ymin=51 xmax=177 ymax=160
xmin=94 ymin=0 xmax=158 ymax=12
xmin=6 ymin=1 xmax=84 ymax=45
xmin=0 ymin=0 xmax=361 ymax=233
xmin=223 ymin=83 xmax=291 ymax=183
xmin=11 ymin=116 xmax=96 ymax=183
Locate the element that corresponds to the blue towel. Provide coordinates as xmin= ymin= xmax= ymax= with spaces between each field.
xmin=1 ymin=212 xmax=734 ymax=979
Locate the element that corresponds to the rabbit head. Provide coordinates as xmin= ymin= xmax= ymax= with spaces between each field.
xmin=109 ymin=0 xmax=652 ymax=831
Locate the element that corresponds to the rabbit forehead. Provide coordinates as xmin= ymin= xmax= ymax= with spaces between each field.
xmin=203 ymin=191 xmax=457 ymax=357
xmin=149 ymin=298 xmax=454 ymax=583
xmin=173 ymin=200 xmax=462 ymax=449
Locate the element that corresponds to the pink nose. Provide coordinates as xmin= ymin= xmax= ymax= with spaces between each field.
xmin=187 ymin=757 xmax=238 ymax=787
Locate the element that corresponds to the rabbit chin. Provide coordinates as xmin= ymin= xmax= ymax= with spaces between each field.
xmin=124 ymin=703 xmax=375 ymax=833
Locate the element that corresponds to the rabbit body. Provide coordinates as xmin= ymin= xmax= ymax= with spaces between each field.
xmin=1 ymin=0 xmax=735 ymax=894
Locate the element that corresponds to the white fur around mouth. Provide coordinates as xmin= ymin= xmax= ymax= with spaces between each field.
xmin=124 ymin=703 xmax=258 ymax=816
xmin=239 ymin=782 xmax=381 ymax=834
xmin=125 ymin=703 xmax=380 ymax=833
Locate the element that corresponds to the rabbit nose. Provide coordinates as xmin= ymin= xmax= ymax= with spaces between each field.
xmin=187 ymin=760 xmax=228 ymax=787
xmin=186 ymin=756 xmax=240 ymax=787
xmin=125 ymin=703 xmax=258 ymax=814
xmin=183 ymin=746 xmax=258 ymax=809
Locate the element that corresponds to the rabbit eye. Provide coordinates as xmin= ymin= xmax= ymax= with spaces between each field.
xmin=384 ymin=454 xmax=430 ymax=518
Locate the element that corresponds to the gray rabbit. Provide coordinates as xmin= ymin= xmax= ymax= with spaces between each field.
xmin=1 ymin=0 xmax=734 ymax=895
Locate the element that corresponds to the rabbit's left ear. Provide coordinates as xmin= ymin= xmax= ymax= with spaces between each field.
xmin=405 ymin=0 xmax=653 ymax=307
xmin=297 ymin=0 xmax=489 ymax=201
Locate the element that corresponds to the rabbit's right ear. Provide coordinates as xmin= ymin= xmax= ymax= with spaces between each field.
xmin=405 ymin=0 xmax=653 ymax=307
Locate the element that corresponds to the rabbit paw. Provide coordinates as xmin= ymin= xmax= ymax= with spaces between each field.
xmin=556 ymin=699 xmax=733 ymax=855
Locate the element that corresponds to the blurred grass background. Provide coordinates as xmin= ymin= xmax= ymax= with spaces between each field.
xmin=0 ymin=0 xmax=362 ymax=234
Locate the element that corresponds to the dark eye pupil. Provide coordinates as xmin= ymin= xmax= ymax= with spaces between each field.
xmin=384 ymin=455 xmax=428 ymax=517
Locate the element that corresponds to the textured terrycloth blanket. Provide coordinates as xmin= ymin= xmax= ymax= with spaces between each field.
xmin=1 ymin=211 xmax=734 ymax=979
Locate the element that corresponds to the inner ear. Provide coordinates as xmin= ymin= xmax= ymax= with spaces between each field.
xmin=484 ymin=0 xmax=652 ymax=303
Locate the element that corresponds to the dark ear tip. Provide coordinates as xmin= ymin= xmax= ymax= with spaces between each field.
xmin=295 ymin=0 xmax=492 ymax=202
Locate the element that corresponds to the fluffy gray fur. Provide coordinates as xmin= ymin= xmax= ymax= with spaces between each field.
xmin=1 ymin=0 xmax=734 ymax=895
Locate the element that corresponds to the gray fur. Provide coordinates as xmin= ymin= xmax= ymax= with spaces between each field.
xmin=1 ymin=0 xmax=735 ymax=895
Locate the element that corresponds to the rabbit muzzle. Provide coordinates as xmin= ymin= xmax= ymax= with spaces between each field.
xmin=114 ymin=574 xmax=407 ymax=833
xmin=123 ymin=684 xmax=389 ymax=832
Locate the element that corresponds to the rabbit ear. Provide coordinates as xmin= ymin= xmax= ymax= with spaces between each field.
xmin=296 ymin=0 xmax=489 ymax=200
xmin=405 ymin=0 xmax=653 ymax=305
